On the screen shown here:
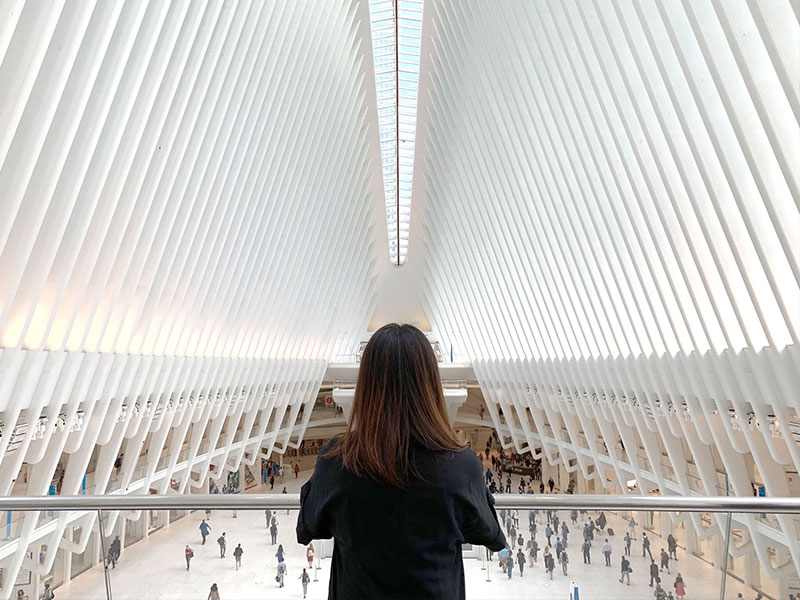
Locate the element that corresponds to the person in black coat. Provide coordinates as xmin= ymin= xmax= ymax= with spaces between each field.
xmin=649 ymin=559 xmax=660 ymax=587
xmin=297 ymin=324 xmax=506 ymax=600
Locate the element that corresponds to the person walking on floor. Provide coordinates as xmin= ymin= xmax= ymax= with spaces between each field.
xmin=233 ymin=543 xmax=243 ymax=570
xmin=270 ymin=520 xmax=278 ymax=545
xmin=582 ymin=538 xmax=591 ymax=564
xmin=265 ymin=509 xmax=271 ymax=527
xmin=530 ymin=539 xmax=539 ymax=563
xmin=545 ymin=523 xmax=553 ymax=546
xmin=199 ymin=519 xmax=211 ymax=545
xmin=282 ymin=487 xmax=289 ymax=515
xmin=674 ymin=573 xmax=686 ymax=598
xmin=516 ymin=548 xmax=526 ymax=576
xmin=560 ymin=548 xmax=569 ymax=575
xmin=184 ymin=545 xmax=194 ymax=570
xmin=628 ymin=517 xmax=636 ymax=539
xmin=660 ymin=548 xmax=670 ymax=573
xmin=602 ymin=538 xmax=612 ymax=566
xmin=40 ymin=584 xmax=54 ymax=600
xmin=548 ymin=476 xmax=555 ymax=492
xmin=294 ymin=463 xmax=300 ymax=478
xmin=107 ymin=535 xmax=120 ymax=568
xmin=653 ymin=582 xmax=667 ymax=600
xmin=207 ymin=583 xmax=220 ymax=600
xmin=217 ymin=532 xmax=226 ymax=558
xmin=276 ymin=543 xmax=285 ymax=564
xmin=545 ymin=551 xmax=555 ymax=580
xmin=506 ymin=552 xmax=513 ymax=579
xmin=306 ymin=542 xmax=315 ymax=569
xmin=667 ymin=534 xmax=678 ymax=561
xmin=642 ymin=532 xmax=653 ymax=559
xmin=277 ymin=560 xmax=287 ymax=588
xmin=649 ymin=558 xmax=660 ymax=587
xmin=619 ymin=556 xmax=631 ymax=585
xmin=299 ymin=568 xmax=311 ymax=598
xmin=624 ymin=531 xmax=632 ymax=555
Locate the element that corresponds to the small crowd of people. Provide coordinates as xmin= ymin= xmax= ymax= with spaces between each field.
xmin=488 ymin=506 xmax=689 ymax=599
xmin=285 ymin=438 xmax=327 ymax=458
xmin=480 ymin=432 xmax=699 ymax=599
xmin=262 ymin=459 xmax=302 ymax=490
xmin=183 ymin=508 xmax=315 ymax=599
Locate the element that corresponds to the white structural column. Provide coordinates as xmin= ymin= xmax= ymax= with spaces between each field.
xmin=0 ymin=0 xmax=386 ymax=597
xmin=410 ymin=0 xmax=800 ymax=585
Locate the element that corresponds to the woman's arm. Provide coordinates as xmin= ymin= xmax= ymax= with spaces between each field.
xmin=296 ymin=452 xmax=337 ymax=544
xmin=460 ymin=452 xmax=507 ymax=551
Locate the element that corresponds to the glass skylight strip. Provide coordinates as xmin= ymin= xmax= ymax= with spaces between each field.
xmin=369 ymin=0 xmax=423 ymax=265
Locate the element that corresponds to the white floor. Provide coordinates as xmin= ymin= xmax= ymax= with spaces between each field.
xmin=56 ymin=468 xmax=758 ymax=600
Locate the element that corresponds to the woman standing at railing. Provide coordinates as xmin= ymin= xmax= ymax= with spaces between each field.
xmin=297 ymin=323 xmax=506 ymax=599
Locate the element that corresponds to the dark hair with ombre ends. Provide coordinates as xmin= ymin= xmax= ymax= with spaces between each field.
xmin=328 ymin=323 xmax=463 ymax=487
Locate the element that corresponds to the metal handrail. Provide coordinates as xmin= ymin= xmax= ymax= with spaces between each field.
xmin=0 ymin=494 xmax=798 ymax=512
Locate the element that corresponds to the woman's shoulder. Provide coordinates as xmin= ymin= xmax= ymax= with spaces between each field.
xmin=319 ymin=436 xmax=341 ymax=456
xmin=438 ymin=446 xmax=484 ymax=481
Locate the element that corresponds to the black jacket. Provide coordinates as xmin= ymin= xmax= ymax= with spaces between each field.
xmin=297 ymin=440 xmax=506 ymax=599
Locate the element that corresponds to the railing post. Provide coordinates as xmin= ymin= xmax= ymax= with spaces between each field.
xmin=485 ymin=547 xmax=491 ymax=582
xmin=718 ymin=511 xmax=733 ymax=600
xmin=97 ymin=509 xmax=113 ymax=600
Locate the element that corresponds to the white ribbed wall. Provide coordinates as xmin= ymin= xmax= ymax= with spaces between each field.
xmin=412 ymin=0 xmax=800 ymax=582
xmin=0 ymin=0 xmax=384 ymax=594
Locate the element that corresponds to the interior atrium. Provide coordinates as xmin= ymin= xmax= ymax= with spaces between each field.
xmin=0 ymin=0 xmax=798 ymax=598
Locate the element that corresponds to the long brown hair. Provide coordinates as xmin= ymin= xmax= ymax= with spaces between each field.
xmin=328 ymin=323 xmax=463 ymax=487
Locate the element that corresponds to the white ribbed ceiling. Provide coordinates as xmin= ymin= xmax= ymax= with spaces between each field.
xmin=0 ymin=0 xmax=383 ymax=360
xmin=415 ymin=0 xmax=799 ymax=362
xmin=0 ymin=0 xmax=799 ymax=594
xmin=408 ymin=0 xmax=800 ymax=581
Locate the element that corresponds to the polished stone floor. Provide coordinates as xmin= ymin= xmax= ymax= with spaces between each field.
xmin=56 ymin=465 xmax=759 ymax=600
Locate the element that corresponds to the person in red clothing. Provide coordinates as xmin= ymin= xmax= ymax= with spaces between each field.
xmin=185 ymin=545 xmax=194 ymax=570
xmin=294 ymin=463 xmax=300 ymax=478
xmin=306 ymin=542 xmax=315 ymax=568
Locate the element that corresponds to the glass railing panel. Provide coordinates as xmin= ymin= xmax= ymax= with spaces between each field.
xmin=1 ymin=497 xmax=796 ymax=600
xmin=3 ymin=510 xmax=104 ymax=600
xmin=469 ymin=508 xmax=793 ymax=600
xmin=68 ymin=508 xmax=323 ymax=600
xmin=719 ymin=511 xmax=792 ymax=600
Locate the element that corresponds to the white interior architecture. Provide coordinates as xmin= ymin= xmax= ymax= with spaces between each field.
xmin=0 ymin=0 xmax=798 ymax=598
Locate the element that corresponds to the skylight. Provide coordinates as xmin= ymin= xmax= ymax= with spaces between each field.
xmin=368 ymin=0 xmax=423 ymax=266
